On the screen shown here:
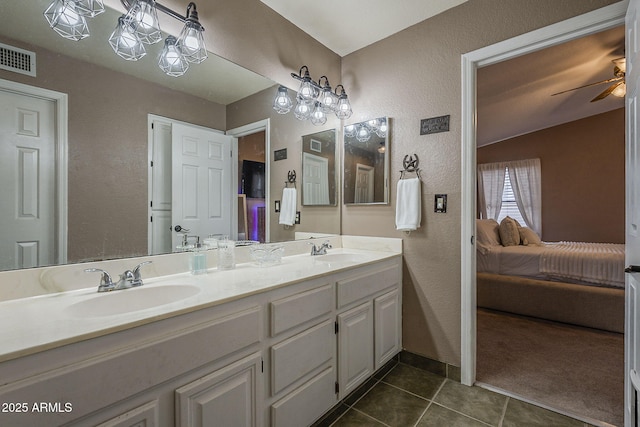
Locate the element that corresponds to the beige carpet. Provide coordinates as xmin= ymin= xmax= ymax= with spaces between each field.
xmin=477 ymin=308 xmax=624 ymax=426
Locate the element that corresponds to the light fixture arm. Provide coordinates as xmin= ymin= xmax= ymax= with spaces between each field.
xmin=119 ymin=0 xmax=203 ymax=28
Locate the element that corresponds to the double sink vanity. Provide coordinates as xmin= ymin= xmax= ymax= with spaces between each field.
xmin=0 ymin=236 xmax=402 ymax=426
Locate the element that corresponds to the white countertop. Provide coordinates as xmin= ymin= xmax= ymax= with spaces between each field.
xmin=0 ymin=245 xmax=401 ymax=363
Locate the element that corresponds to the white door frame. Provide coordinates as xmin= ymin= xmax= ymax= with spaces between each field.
xmin=0 ymin=78 xmax=68 ymax=266
xmin=460 ymin=2 xmax=627 ymax=386
xmin=227 ymin=119 xmax=271 ymax=243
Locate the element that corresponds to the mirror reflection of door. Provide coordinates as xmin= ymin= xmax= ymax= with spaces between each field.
xmin=355 ymin=163 xmax=375 ymax=203
xmin=148 ymin=116 xmax=233 ymax=254
xmin=303 ymin=152 xmax=330 ymax=205
xmin=0 ymin=83 xmax=64 ymax=270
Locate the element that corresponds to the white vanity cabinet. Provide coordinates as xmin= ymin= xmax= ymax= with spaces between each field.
xmin=336 ymin=264 xmax=402 ymax=399
xmin=0 ymin=252 xmax=401 ymax=427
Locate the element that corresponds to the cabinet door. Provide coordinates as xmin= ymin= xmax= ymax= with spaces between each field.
xmin=338 ymin=301 xmax=373 ymax=398
xmin=95 ymin=400 xmax=159 ymax=427
xmin=374 ymin=289 xmax=401 ymax=370
xmin=175 ymin=352 xmax=262 ymax=427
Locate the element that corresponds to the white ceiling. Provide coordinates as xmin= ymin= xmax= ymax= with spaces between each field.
xmin=259 ymin=0 xmax=468 ymax=56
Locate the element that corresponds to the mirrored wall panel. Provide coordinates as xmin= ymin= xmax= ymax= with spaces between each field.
xmin=343 ymin=117 xmax=389 ymax=205
xmin=301 ymin=129 xmax=337 ymax=206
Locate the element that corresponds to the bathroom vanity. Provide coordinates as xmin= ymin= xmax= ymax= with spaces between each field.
xmin=0 ymin=237 xmax=402 ymax=426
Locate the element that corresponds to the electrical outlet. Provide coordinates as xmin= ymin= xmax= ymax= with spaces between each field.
xmin=295 ymin=211 xmax=301 ymax=224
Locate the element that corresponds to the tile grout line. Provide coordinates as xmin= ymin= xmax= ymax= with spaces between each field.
xmin=498 ymin=396 xmax=509 ymax=427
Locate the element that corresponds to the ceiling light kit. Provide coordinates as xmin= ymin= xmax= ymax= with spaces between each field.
xmin=273 ymin=66 xmax=353 ymax=125
xmin=44 ymin=0 xmax=207 ymax=77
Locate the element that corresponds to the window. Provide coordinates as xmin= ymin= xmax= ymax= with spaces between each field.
xmin=497 ymin=167 xmax=525 ymax=224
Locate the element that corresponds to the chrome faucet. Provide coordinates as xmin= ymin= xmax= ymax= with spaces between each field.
xmin=309 ymin=240 xmax=332 ymax=256
xmin=85 ymin=261 xmax=153 ymax=292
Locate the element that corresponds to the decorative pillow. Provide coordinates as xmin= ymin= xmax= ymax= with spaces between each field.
xmin=476 ymin=219 xmax=501 ymax=247
xmin=499 ymin=217 xmax=520 ymax=246
xmin=518 ymin=227 xmax=542 ymax=246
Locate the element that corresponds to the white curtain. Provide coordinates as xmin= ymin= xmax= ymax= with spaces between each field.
xmin=509 ymin=158 xmax=542 ymax=235
xmin=477 ymin=162 xmax=506 ymax=220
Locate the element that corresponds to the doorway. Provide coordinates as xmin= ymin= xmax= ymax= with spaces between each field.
xmin=461 ymin=7 xmax=627 ymax=421
xmin=228 ymin=119 xmax=271 ymax=243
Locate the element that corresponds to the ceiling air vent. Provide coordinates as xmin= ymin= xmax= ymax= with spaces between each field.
xmin=0 ymin=43 xmax=36 ymax=77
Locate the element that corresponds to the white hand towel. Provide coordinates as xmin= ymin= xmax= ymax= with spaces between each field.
xmin=395 ymin=178 xmax=421 ymax=231
xmin=279 ymin=187 xmax=297 ymax=226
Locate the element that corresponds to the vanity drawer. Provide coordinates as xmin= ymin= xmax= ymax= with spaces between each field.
xmin=269 ymin=283 xmax=333 ymax=336
xmin=271 ymin=366 xmax=336 ymax=427
xmin=271 ymin=319 xmax=334 ymax=395
xmin=337 ymin=265 xmax=399 ymax=308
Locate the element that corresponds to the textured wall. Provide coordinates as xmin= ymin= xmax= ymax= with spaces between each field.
xmin=478 ymin=108 xmax=625 ymax=244
xmin=338 ymin=0 xmax=620 ymax=365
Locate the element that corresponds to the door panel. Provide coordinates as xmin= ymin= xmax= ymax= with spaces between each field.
xmin=0 ymin=89 xmax=56 ymax=269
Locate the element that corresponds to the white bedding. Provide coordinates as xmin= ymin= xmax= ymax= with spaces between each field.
xmin=477 ymin=241 xmax=625 ymax=288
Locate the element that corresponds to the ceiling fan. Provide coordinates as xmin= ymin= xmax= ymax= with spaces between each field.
xmin=551 ymin=57 xmax=626 ymax=102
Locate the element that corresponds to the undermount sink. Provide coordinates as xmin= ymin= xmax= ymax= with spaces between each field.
xmin=66 ymin=284 xmax=201 ymax=317
xmin=313 ymin=253 xmax=371 ymax=265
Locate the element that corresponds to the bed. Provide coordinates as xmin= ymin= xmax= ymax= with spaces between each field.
xmin=476 ymin=218 xmax=625 ymax=333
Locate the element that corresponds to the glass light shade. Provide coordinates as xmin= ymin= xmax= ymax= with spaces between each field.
xmin=298 ymin=80 xmax=318 ymax=103
xmin=109 ymin=16 xmax=146 ymax=61
xmin=612 ymin=82 xmax=626 ymax=97
xmin=356 ymin=124 xmax=371 ymax=142
xmin=336 ymin=95 xmax=353 ymax=120
xmin=320 ymin=88 xmax=339 ymax=113
xmin=310 ymin=102 xmax=327 ymax=126
xmin=74 ymin=0 xmax=105 ymax=17
xmin=344 ymin=125 xmax=356 ymax=137
xmin=273 ymin=86 xmax=293 ymax=114
xmin=128 ymin=0 xmax=162 ymax=45
xmin=159 ymin=36 xmax=190 ymax=77
xmin=44 ymin=0 xmax=90 ymax=41
xmin=375 ymin=119 xmax=388 ymax=137
xmin=177 ymin=21 xmax=208 ymax=63
xmin=293 ymin=101 xmax=312 ymax=121
xmin=378 ymin=143 xmax=386 ymax=154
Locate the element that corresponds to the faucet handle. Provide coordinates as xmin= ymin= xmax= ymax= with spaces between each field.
xmin=132 ymin=261 xmax=152 ymax=280
xmin=129 ymin=261 xmax=152 ymax=287
xmin=84 ymin=268 xmax=114 ymax=292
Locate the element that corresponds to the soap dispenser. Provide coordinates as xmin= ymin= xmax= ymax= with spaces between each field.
xmin=190 ymin=237 xmax=208 ymax=275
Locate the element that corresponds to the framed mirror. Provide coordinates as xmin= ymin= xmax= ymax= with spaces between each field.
xmin=301 ymin=129 xmax=337 ymax=206
xmin=343 ymin=117 xmax=390 ymax=205
xmin=0 ymin=0 xmax=342 ymax=272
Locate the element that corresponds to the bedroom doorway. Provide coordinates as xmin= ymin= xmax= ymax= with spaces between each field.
xmin=460 ymin=2 xmax=627 ymax=426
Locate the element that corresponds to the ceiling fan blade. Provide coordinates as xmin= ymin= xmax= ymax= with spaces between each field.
xmin=551 ymin=76 xmax=623 ymax=96
xmin=590 ymin=81 xmax=623 ymax=102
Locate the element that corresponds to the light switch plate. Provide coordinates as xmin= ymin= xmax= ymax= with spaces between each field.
xmin=275 ymin=200 xmax=280 ymax=212
xmin=435 ymin=194 xmax=447 ymax=213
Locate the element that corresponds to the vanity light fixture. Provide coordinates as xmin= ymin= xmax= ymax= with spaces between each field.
xmin=44 ymin=0 xmax=207 ymax=77
xmin=273 ymin=66 xmax=353 ymax=125
xmin=349 ymin=117 xmax=388 ymax=143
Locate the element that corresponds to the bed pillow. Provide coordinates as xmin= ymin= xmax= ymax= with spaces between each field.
xmin=518 ymin=226 xmax=542 ymax=246
xmin=476 ymin=219 xmax=501 ymax=247
xmin=499 ymin=216 xmax=520 ymax=246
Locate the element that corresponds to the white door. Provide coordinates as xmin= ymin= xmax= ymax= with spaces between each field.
xmin=354 ymin=163 xmax=374 ymax=203
xmin=172 ymin=123 xmax=233 ymax=248
xmin=626 ymin=1 xmax=640 ymax=426
xmin=0 ymin=89 xmax=56 ymax=270
xmin=303 ymin=152 xmax=330 ymax=205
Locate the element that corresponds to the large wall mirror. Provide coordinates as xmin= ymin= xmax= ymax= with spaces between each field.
xmin=301 ymin=129 xmax=337 ymax=206
xmin=0 ymin=0 xmax=340 ymax=272
xmin=343 ymin=117 xmax=390 ymax=205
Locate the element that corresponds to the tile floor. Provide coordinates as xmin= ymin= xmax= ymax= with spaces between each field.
xmin=313 ymin=360 xmax=596 ymax=427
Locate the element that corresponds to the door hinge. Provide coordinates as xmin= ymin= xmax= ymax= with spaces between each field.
xmin=150 ymin=215 xmax=153 ymax=222
xmin=335 ymin=381 xmax=339 ymax=394
xmin=150 ymin=200 xmax=153 ymax=208
xmin=261 ymin=358 xmax=264 ymax=373
xmin=335 ymin=321 xmax=339 ymax=334
xmin=151 ymin=122 xmax=154 ymax=129
xmin=150 ymin=160 xmax=154 ymax=167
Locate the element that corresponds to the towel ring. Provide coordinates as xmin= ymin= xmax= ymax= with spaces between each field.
xmin=285 ymin=170 xmax=297 ymax=188
xmin=400 ymin=154 xmax=422 ymax=179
